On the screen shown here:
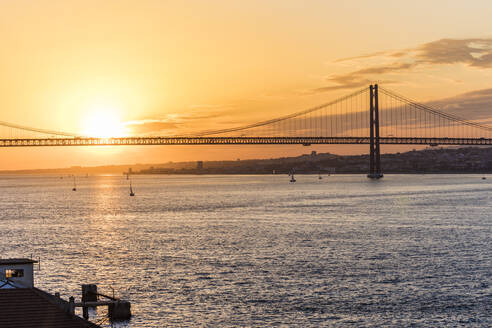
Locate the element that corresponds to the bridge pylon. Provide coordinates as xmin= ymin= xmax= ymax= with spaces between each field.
xmin=368 ymin=84 xmax=383 ymax=179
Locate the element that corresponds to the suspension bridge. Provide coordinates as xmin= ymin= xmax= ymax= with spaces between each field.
xmin=1 ymin=85 xmax=491 ymax=178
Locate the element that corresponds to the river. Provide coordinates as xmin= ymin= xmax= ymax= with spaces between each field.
xmin=0 ymin=174 xmax=490 ymax=327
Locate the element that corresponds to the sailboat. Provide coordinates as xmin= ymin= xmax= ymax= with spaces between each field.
xmin=129 ymin=181 xmax=135 ymax=196
xmin=72 ymin=176 xmax=77 ymax=191
xmin=289 ymin=170 xmax=296 ymax=183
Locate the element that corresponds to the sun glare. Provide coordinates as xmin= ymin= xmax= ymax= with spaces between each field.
xmin=82 ymin=107 xmax=125 ymax=138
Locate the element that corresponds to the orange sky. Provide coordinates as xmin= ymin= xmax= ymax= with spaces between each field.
xmin=1 ymin=0 xmax=492 ymax=170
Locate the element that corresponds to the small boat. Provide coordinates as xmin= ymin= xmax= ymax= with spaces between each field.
xmin=318 ymin=171 xmax=323 ymax=180
xmin=482 ymin=177 xmax=487 ymax=180
xmin=289 ymin=171 xmax=296 ymax=183
xmin=72 ymin=176 xmax=77 ymax=191
xmin=289 ymin=169 xmax=296 ymax=182
xmin=367 ymin=173 xmax=384 ymax=179
xmin=129 ymin=181 xmax=135 ymax=196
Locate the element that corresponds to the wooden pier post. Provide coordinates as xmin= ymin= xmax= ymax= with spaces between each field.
xmin=108 ymin=300 xmax=132 ymax=320
xmin=81 ymin=284 xmax=98 ymax=302
xmin=68 ymin=296 xmax=75 ymax=315
xmin=81 ymin=284 xmax=97 ymax=319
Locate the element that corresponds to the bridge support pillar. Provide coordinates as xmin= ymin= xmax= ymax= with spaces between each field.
xmin=368 ymin=84 xmax=383 ymax=179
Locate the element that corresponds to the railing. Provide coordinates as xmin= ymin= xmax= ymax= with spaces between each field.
xmin=1 ymin=136 xmax=491 ymax=147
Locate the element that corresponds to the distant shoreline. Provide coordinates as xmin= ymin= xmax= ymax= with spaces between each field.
xmin=0 ymin=146 xmax=490 ymax=175
xmin=0 ymin=172 xmax=490 ymax=176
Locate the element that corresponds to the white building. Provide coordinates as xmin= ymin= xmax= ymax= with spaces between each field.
xmin=0 ymin=258 xmax=37 ymax=288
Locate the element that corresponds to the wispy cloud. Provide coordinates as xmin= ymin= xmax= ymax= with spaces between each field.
xmin=315 ymin=38 xmax=492 ymax=92
xmin=124 ymin=120 xmax=179 ymax=135
xmin=123 ymin=104 xmax=239 ymax=135
xmin=431 ymin=87 xmax=492 ymax=122
xmin=334 ymin=50 xmax=391 ymax=63
xmin=418 ymin=38 xmax=492 ymax=67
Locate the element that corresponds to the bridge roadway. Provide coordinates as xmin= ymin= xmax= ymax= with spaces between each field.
xmin=1 ymin=136 xmax=491 ymax=147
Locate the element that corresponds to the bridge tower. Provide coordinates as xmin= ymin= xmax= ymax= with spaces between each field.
xmin=368 ymin=84 xmax=383 ymax=179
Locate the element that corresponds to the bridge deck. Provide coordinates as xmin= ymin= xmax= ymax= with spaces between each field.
xmin=0 ymin=136 xmax=491 ymax=147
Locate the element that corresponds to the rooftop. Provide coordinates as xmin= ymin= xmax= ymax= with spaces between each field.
xmin=0 ymin=288 xmax=100 ymax=328
xmin=0 ymin=258 xmax=38 ymax=265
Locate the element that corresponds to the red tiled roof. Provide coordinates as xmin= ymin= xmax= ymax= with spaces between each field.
xmin=0 ymin=288 xmax=100 ymax=328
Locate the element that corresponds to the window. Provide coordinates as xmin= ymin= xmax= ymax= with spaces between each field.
xmin=6 ymin=269 xmax=24 ymax=278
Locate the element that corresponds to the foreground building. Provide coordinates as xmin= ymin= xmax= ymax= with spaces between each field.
xmin=0 ymin=259 xmax=100 ymax=328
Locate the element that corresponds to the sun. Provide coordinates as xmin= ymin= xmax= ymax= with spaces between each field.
xmin=82 ymin=106 xmax=125 ymax=138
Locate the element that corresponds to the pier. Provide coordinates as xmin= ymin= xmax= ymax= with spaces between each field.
xmin=76 ymin=284 xmax=131 ymax=321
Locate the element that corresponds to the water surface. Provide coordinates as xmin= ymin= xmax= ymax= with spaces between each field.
xmin=0 ymin=174 xmax=490 ymax=327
